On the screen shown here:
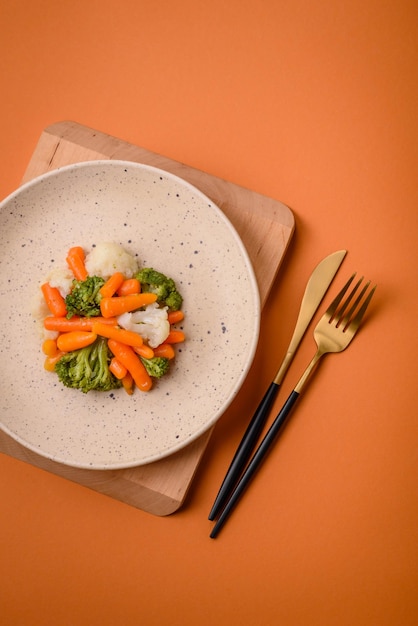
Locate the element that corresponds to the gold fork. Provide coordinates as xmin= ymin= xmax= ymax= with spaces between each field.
xmin=210 ymin=273 xmax=376 ymax=538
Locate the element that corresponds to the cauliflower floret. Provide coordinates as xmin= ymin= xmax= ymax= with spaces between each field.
xmin=117 ymin=303 xmax=170 ymax=348
xmin=85 ymin=242 xmax=138 ymax=279
xmin=47 ymin=266 xmax=74 ymax=298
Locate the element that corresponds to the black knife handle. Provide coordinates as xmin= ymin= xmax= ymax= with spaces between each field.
xmin=208 ymin=381 xmax=280 ymax=521
xmin=210 ymin=389 xmax=300 ymax=538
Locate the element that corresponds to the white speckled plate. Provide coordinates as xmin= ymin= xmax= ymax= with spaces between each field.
xmin=0 ymin=161 xmax=260 ymax=469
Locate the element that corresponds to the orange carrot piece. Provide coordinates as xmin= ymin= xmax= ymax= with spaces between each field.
xmin=167 ymin=310 xmax=184 ymax=325
xmin=109 ymin=357 xmax=128 ymax=380
xmin=69 ymin=246 xmax=84 ymax=258
xmin=56 ymin=331 xmax=97 ymax=352
xmin=133 ymin=344 xmax=155 ymax=359
xmin=108 ymin=339 xmax=152 ymax=392
xmin=44 ymin=316 xmax=118 ymax=333
xmin=92 ymin=321 xmax=143 ymax=347
xmin=121 ymin=371 xmax=134 ymax=395
xmin=164 ymin=330 xmax=185 ymax=344
xmin=100 ymin=293 xmax=157 ymax=318
xmin=116 ymin=278 xmax=141 ymax=296
xmin=42 ymin=338 xmax=59 ymax=357
xmin=153 ymin=343 xmax=176 ymax=360
xmin=44 ymin=352 xmax=65 ymax=371
xmin=66 ymin=246 xmax=88 ymax=281
xmin=41 ymin=283 xmax=68 ymax=317
xmin=99 ymin=272 xmax=125 ymax=298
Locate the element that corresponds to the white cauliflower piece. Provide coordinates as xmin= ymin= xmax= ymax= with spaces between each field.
xmin=85 ymin=242 xmax=138 ymax=279
xmin=47 ymin=266 xmax=74 ymax=298
xmin=117 ymin=303 xmax=170 ymax=348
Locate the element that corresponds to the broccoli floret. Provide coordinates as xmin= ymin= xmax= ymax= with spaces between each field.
xmin=164 ymin=290 xmax=183 ymax=311
xmin=140 ymin=356 xmax=170 ymax=379
xmin=65 ymin=275 xmax=105 ymax=318
xmin=55 ymin=337 xmax=122 ymax=393
xmin=136 ymin=268 xmax=183 ymax=311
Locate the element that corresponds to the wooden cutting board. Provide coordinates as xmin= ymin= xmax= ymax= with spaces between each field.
xmin=0 ymin=121 xmax=294 ymax=515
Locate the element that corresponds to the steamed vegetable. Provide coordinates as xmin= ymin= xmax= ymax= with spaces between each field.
xmin=140 ymin=356 xmax=170 ymax=379
xmin=65 ymin=276 xmax=105 ymax=318
xmin=165 ymin=330 xmax=186 ymax=344
xmin=66 ymin=246 xmax=88 ymax=281
xmin=108 ymin=339 xmax=153 ymax=392
xmin=109 ymin=357 xmax=128 ymax=380
xmin=135 ymin=268 xmax=183 ymax=311
xmin=38 ymin=243 xmax=185 ymax=395
xmin=92 ymin=320 xmax=145 ymax=347
xmin=41 ymin=283 xmax=67 ymax=317
xmin=99 ymin=292 xmax=157 ymax=318
xmin=44 ymin=316 xmax=117 ymax=332
xmin=116 ymin=278 xmax=140 ymax=296
xmin=55 ymin=337 xmax=122 ymax=393
xmin=153 ymin=343 xmax=175 ymax=360
xmin=99 ymin=272 xmax=125 ymax=298
xmin=56 ymin=331 xmax=97 ymax=352
xmin=117 ymin=302 xmax=170 ymax=348
xmin=84 ymin=242 xmax=138 ymax=278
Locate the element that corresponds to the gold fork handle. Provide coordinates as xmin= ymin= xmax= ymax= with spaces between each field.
xmin=294 ymin=350 xmax=324 ymax=394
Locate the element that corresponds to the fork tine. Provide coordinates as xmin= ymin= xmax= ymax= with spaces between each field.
xmin=343 ymin=283 xmax=376 ymax=332
xmin=339 ymin=279 xmax=370 ymax=327
xmin=335 ymin=276 xmax=364 ymax=323
xmin=326 ymin=272 xmax=356 ymax=318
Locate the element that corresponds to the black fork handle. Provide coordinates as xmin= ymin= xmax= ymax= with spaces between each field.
xmin=210 ymin=390 xmax=300 ymax=538
xmin=208 ymin=381 xmax=280 ymax=521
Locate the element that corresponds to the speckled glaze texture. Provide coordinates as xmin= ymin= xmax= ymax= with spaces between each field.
xmin=0 ymin=161 xmax=260 ymax=469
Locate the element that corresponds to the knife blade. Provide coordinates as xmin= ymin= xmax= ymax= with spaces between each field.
xmin=208 ymin=249 xmax=346 ymax=521
xmin=273 ymin=249 xmax=347 ymax=385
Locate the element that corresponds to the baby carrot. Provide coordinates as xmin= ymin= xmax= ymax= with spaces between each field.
xmin=109 ymin=357 xmax=128 ymax=380
xmin=57 ymin=331 xmax=97 ymax=352
xmin=41 ymin=283 xmax=68 ymax=317
xmin=133 ymin=344 xmax=155 ymax=359
xmin=42 ymin=338 xmax=59 ymax=357
xmin=164 ymin=330 xmax=185 ymax=344
xmin=69 ymin=246 xmax=84 ymax=258
xmin=44 ymin=352 xmax=65 ymax=371
xmin=66 ymin=246 xmax=88 ymax=281
xmin=44 ymin=316 xmax=118 ymax=332
xmin=108 ymin=339 xmax=152 ymax=392
xmin=116 ymin=278 xmax=140 ymax=296
xmin=100 ymin=292 xmax=157 ymax=318
xmin=167 ymin=310 xmax=184 ymax=325
xmin=99 ymin=272 xmax=125 ymax=298
xmin=92 ymin=321 xmax=144 ymax=347
xmin=121 ymin=371 xmax=134 ymax=395
xmin=153 ymin=343 xmax=176 ymax=360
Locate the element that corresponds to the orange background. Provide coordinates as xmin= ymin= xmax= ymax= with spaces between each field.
xmin=1 ymin=1 xmax=417 ymax=625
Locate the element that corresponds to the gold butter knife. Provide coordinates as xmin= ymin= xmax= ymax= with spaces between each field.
xmin=208 ymin=249 xmax=347 ymax=520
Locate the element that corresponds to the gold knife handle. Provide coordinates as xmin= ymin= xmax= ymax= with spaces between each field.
xmin=273 ymin=351 xmax=294 ymax=386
